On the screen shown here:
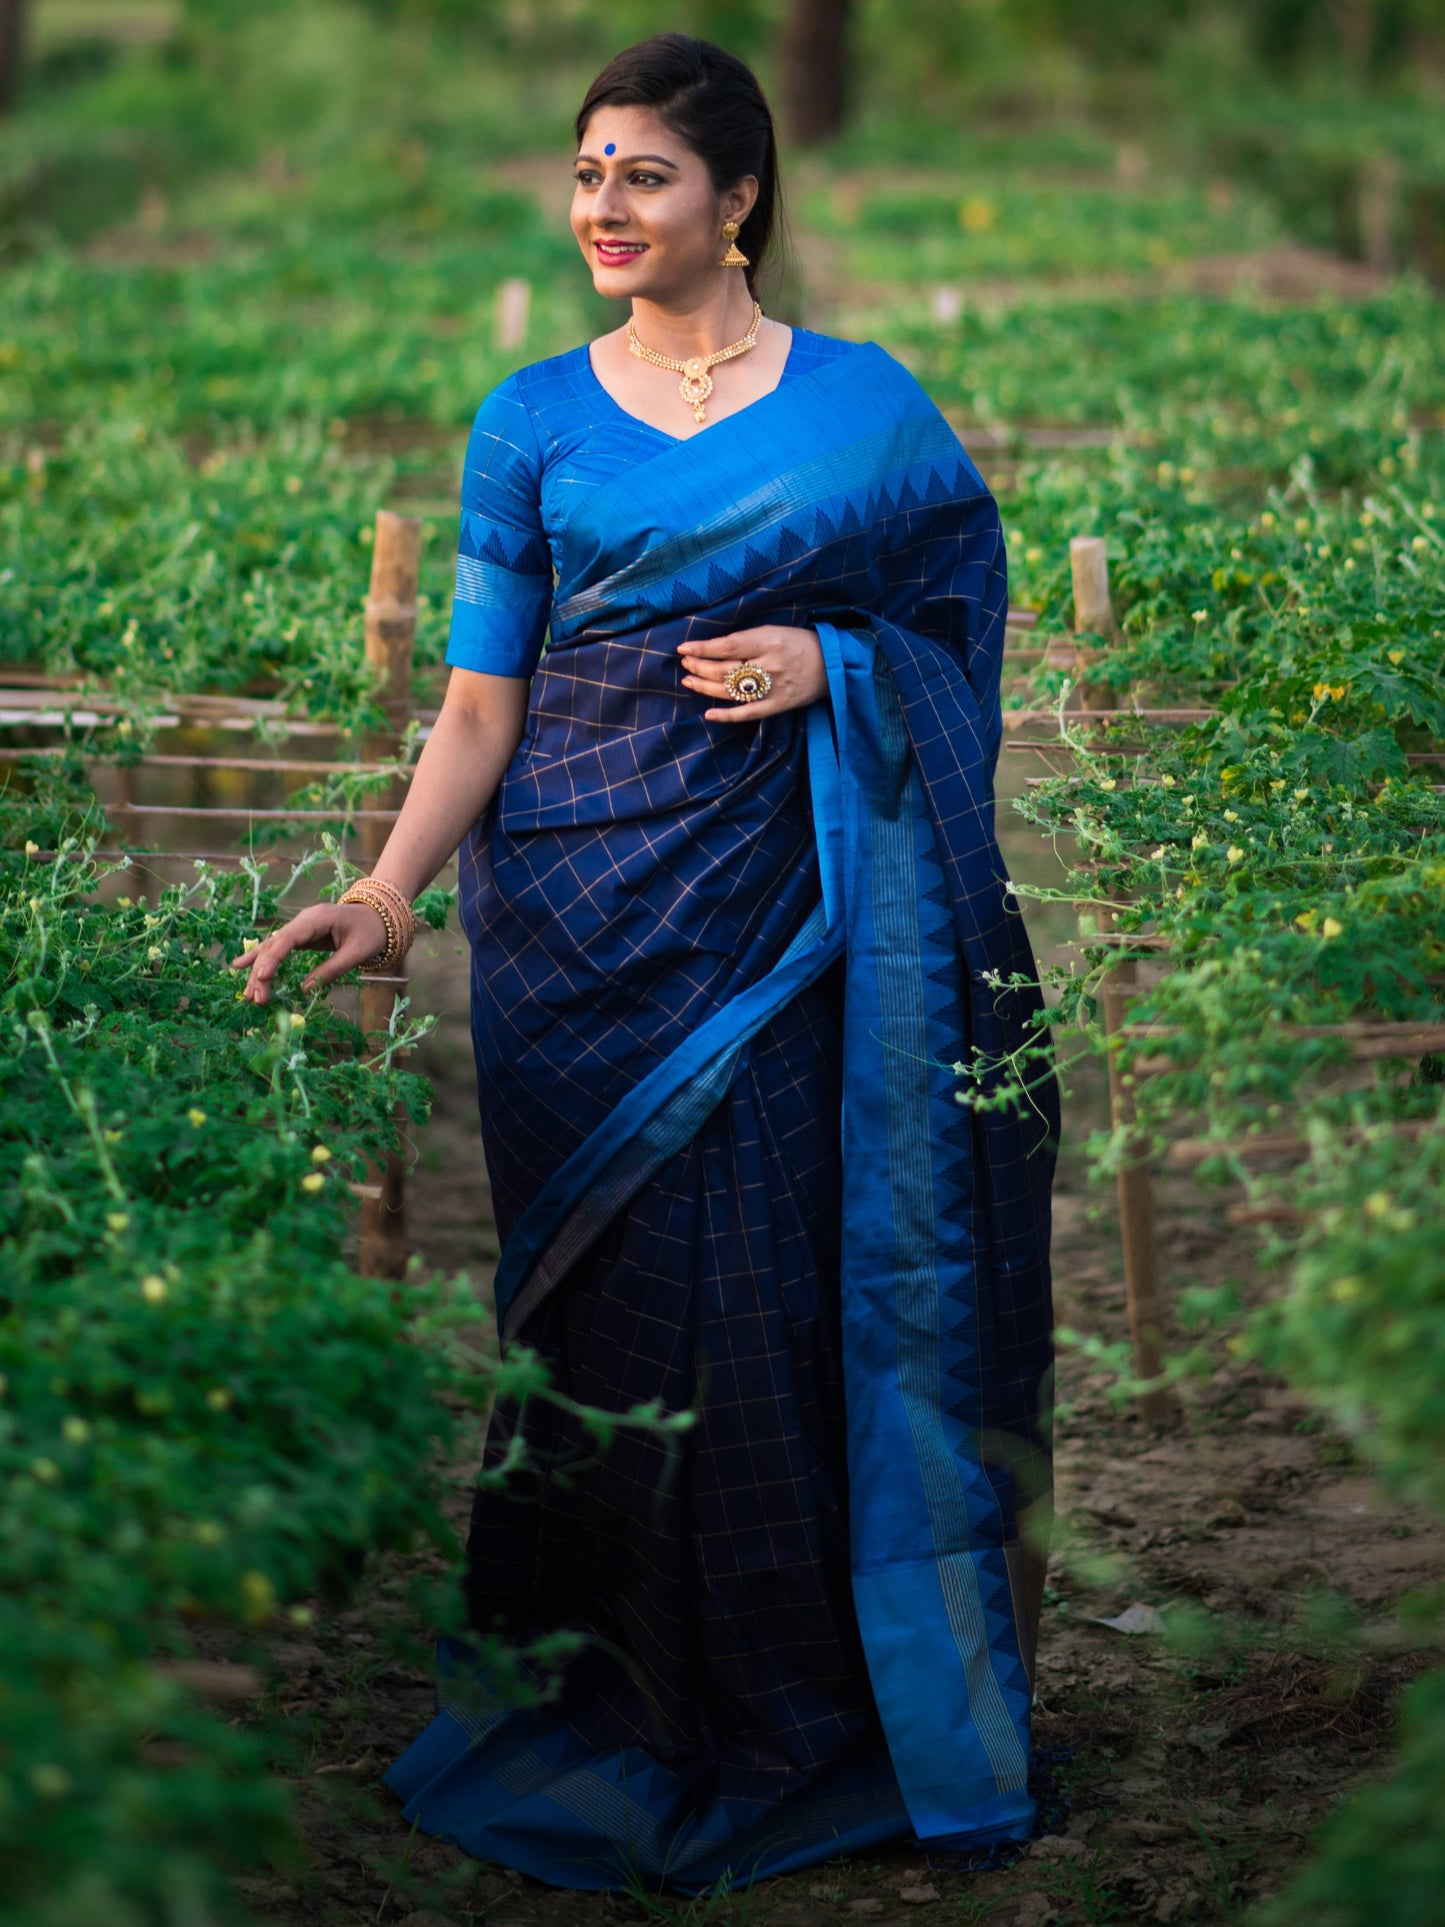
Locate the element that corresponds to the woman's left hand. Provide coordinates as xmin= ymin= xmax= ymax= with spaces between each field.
xmin=676 ymin=626 xmax=827 ymax=723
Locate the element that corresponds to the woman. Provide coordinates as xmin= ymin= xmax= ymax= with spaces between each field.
xmin=234 ymin=33 xmax=1060 ymax=1896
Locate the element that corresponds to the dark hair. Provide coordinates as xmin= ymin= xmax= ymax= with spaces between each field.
xmin=574 ymin=34 xmax=783 ymax=300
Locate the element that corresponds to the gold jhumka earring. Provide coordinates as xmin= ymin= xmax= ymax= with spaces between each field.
xmin=719 ymin=220 xmax=750 ymax=269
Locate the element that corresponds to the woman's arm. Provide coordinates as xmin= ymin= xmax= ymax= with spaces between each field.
xmin=229 ymin=667 xmax=530 ymax=1005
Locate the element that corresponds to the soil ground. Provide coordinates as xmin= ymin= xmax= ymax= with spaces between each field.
xmin=235 ymin=753 xmax=1443 ymax=1927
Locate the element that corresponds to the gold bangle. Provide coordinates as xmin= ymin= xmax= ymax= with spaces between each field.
xmin=339 ymin=884 xmax=410 ymax=974
xmin=350 ymin=875 xmax=417 ymax=952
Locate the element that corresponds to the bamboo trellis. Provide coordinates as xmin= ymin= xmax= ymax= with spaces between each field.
xmin=0 ymin=509 xmax=423 ymax=1281
xmin=1015 ymin=535 xmax=1444 ymax=1420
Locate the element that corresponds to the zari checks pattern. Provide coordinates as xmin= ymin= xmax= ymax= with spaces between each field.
xmin=386 ymin=332 xmax=1059 ymax=1892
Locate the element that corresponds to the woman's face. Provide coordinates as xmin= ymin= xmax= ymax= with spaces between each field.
xmin=571 ymin=104 xmax=756 ymax=305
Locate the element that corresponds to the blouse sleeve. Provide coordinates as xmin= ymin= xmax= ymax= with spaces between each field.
xmin=443 ymin=375 xmax=553 ymax=678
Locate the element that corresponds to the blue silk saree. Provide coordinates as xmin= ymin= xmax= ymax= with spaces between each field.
xmin=384 ymin=328 xmax=1060 ymax=1892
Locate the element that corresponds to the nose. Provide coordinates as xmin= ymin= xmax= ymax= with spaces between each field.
xmin=591 ymin=172 xmax=629 ymax=228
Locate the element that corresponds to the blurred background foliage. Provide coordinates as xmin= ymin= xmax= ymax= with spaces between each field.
xmin=5 ymin=2 xmax=1445 ymax=253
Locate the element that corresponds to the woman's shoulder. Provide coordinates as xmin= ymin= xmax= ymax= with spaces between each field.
xmin=783 ymin=323 xmax=860 ymax=362
xmin=469 ymin=345 xmax=594 ymax=451
xmin=498 ymin=342 xmax=594 ymax=407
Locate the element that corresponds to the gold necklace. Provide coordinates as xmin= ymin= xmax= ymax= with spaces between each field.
xmin=626 ymin=300 xmax=763 ymax=424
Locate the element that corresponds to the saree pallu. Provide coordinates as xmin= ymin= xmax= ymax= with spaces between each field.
xmin=385 ymin=341 xmax=1060 ymax=1891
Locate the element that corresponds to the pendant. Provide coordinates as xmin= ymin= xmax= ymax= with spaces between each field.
xmin=679 ymin=355 xmax=713 ymax=423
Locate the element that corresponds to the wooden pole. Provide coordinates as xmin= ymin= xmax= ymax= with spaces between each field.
xmin=1069 ymin=533 xmax=1169 ymax=1416
xmin=494 ymin=277 xmax=531 ymax=353
xmin=358 ymin=510 xmax=420 ymax=1282
xmin=1359 ymin=153 xmax=1400 ymax=277
xmin=1101 ymin=972 xmax=1173 ymax=1424
xmin=1070 ymin=535 xmax=1119 ymax=713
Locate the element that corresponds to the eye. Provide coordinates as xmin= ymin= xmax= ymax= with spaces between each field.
xmin=573 ymin=169 xmax=600 ymax=185
xmin=630 ymin=171 xmax=664 ymax=186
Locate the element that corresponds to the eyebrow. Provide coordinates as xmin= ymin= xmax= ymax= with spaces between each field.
xmin=575 ymin=153 xmax=679 ymax=168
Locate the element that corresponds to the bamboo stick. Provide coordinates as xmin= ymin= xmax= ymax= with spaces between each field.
xmin=107 ymin=804 xmax=401 ymax=822
xmin=1003 ymin=707 xmax=1219 ymax=729
xmin=1006 ymin=742 xmax=1443 ymax=764
xmin=1111 ymin=996 xmax=1445 ymax=1054
xmin=1095 ymin=897 xmax=1174 ymax=1425
xmin=358 ymin=510 xmax=420 ymax=1285
xmin=0 ymin=750 xmax=407 ymax=774
xmin=494 ymin=277 xmax=532 ymax=353
xmin=1168 ymin=1120 xmax=1436 ymax=1170
xmin=1060 ymin=614 xmax=1172 ymax=1416
xmin=1070 ymin=536 xmax=1119 ymax=713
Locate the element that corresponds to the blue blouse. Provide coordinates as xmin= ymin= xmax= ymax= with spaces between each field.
xmin=444 ymin=327 xmax=857 ymax=679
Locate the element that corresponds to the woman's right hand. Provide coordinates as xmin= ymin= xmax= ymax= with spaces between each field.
xmin=229 ymin=901 xmax=387 ymax=1007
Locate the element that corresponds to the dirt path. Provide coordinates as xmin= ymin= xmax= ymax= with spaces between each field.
xmin=236 ymin=759 xmax=1440 ymax=1926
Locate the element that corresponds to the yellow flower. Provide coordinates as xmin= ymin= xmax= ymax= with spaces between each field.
xmin=61 ymin=1416 xmax=90 ymax=1444
xmin=106 ymin=1212 xmax=130 ymax=1234
xmin=1191 ymin=609 xmax=1208 ymax=623
xmin=1270 ymin=778 xmax=1286 ymax=791
xmin=309 ymin=1144 xmax=331 ymax=1164
xmin=188 ymin=1108 xmax=206 ymax=1127
xmin=301 ymin=1172 xmax=326 ymax=1193
xmin=285 ymin=475 xmax=302 ymax=494
xmin=1024 ymin=546 xmax=1043 ymax=565
xmin=1321 ymin=917 xmax=1343 ymax=939
xmin=1097 ymin=777 xmax=1117 ymax=792
xmin=959 ymin=196 xmax=995 ymax=233
xmin=1294 ymin=909 xmax=1318 ymax=931
xmin=140 ymin=1274 xmax=167 ymax=1304
xmin=1226 ymin=846 xmax=1245 ymax=863
xmin=1191 ymin=833 xmax=1209 ymax=850
xmin=1387 ymin=649 xmax=1404 ymax=665
xmin=1312 ymin=681 xmax=1332 ymax=701
xmin=1223 ymin=809 xmax=1239 ymax=823
xmin=1293 ymin=787 xmax=1309 ymax=801
xmin=1159 ymin=773 xmax=1176 ymax=788
xmin=1365 ymin=1192 xmax=1391 ymax=1220
xmin=1330 ymin=684 xmax=1346 ymax=701
xmin=24 ymin=840 xmax=38 ymax=857
xmin=103 ymin=1128 xmax=122 ymax=1144
xmin=147 ymin=945 xmax=163 ymax=962
xmin=240 ymin=1571 xmax=278 ymax=1623
xmin=1149 ymin=847 xmax=1166 ymax=860
xmin=1412 ymin=535 xmax=1429 ymax=552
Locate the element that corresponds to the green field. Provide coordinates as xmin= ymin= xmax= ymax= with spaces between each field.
xmin=2 ymin=5 xmax=1444 ymax=1923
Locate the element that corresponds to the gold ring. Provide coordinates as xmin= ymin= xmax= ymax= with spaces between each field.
xmin=724 ymin=661 xmax=772 ymax=703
